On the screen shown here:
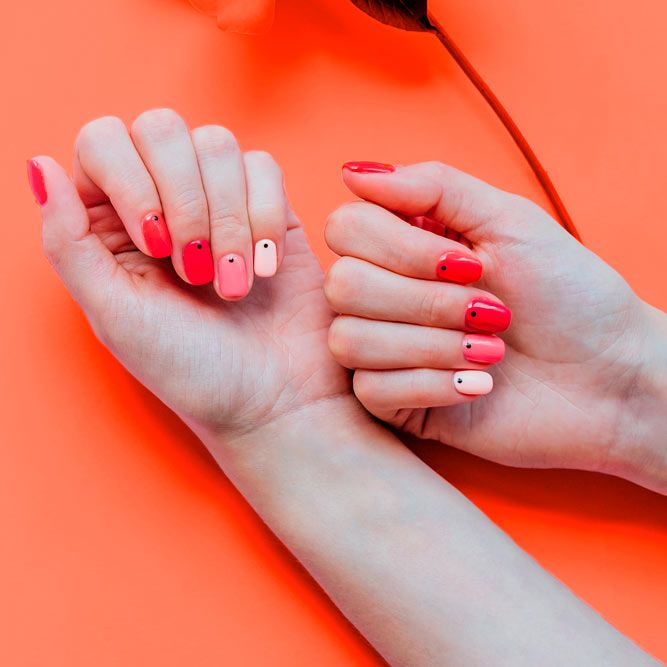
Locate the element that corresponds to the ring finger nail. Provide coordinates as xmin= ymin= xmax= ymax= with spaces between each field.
xmin=453 ymin=370 xmax=494 ymax=396
xmin=462 ymin=334 xmax=505 ymax=364
xmin=254 ymin=239 xmax=277 ymax=277
xmin=218 ymin=254 xmax=248 ymax=298
xmin=183 ymin=239 xmax=214 ymax=285
xmin=436 ymin=251 xmax=483 ymax=284
xmin=141 ymin=212 xmax=172 ymax=258
xmin=465 ymin=298 xmax=512 ymax=333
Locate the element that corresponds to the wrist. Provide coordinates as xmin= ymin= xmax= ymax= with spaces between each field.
xmin=608 ymin=302 xmax=667 ymax=494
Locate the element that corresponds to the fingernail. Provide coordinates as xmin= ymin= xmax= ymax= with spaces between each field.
xmin=462 ymin=334 xmax=505 ymax=364
xmin=142 ymin=212 xmax=172 ymax=258
xmin=436 ymin=251 xmax=483 ymax=284
xmin=183 ymin=239 xmax=214 ymax=285
xmin=465 ymin=298 xmax=512 ymax=334
xmin=409 ymin=215 xmax=445 ymax=235
xmin=453 ymin=371 xmax=494 ymax=396
xmin=27 ymin=159 xmax=47 ymax=205
xmin=218 ymin=254 xmax=248 ymax=298
xmin=254 ymin=239 xmax=277 ymax=277
xmin=342 ymin=161 xmax=395 ymax=174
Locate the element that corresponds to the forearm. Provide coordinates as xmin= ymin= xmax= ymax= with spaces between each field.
xmin=195 ymin=398 xmax=656 ymax=667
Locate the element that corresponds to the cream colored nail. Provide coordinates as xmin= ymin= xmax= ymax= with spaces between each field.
xmin=254 ymin=239 xmax=277 ymax=277
xmin=453 ymin=371 xmax=493 ymax=396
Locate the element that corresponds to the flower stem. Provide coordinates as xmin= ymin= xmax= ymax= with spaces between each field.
xmin=427 ymin=15 xmax=582 ymax=242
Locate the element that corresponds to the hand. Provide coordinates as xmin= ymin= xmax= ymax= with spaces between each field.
xmin=323 ymin=161 xmax=667 ymax=491
xmin=28 ymin=110 xmax=349 ymax=442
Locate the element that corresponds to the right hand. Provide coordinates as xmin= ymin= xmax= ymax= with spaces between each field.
xmin=323 ymin=161 xmax=667 ymax=491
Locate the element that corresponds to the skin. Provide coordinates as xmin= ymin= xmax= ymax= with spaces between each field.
xmin=324 ymin=162 xmax=667 ymax=494
xmin=30 ymin=111 xmax=663 ymax=665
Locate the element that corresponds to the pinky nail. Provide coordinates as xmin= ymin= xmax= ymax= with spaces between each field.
xmin=465 ymin=298 xmax=512 ymax=334
xmin=436 ymin=251 xmax=483 ymax=284
xmin=342 ymin=161 xmax=395 ymax=174
xmin=462 ymin=334 xmax=505 ymax=364
xmin=27 ymin=159 xmax=47 ymax=205
xmin=218 ymin=254 xmax=248 ymax=298
xmin=254 ymin=239 xmax=277 ymax=277
xmin=453 ymin=371 xmax=494 ymax=396
xmin=141 ymin=212 xmax=172 ymax=258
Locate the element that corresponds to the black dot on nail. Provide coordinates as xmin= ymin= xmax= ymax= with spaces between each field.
xmin=457 ymin=378 xmax=463 ymax=384
xmin=197 ymin=243 xmax=202 ymax=250
xmin=470 ymin=311 xmax=477 ymax=317
xmin=152 ymin=215 xmax=159 ymax=221
xmin=263 ymin=243 xmax=269 ymax=248
xmin=441 ymin=265 xmax=447 ymax=271
xmin=466 ymin=343 xmax=472 ymax=349
xmin=228 ymin=257 xmax=234 ymax=263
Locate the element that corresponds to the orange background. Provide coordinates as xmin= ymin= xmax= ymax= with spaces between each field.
xmin=2 ymin=0 xmax=667 ymax=664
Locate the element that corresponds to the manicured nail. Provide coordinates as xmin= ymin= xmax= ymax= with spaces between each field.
xmin=27 ymin=159 xmax=47 ymax=205
xmin=436 ymin=251 xmax=483 ymax=284
xmin=342 ymin=161 xmax=396 ymax=174
xmin=141 ymin=212 xmax=172 ymax=258
xmin=465 ymin=298 xmax=512 ymax=334
xmin=218 ymin=254 xmax=248 ymax=298
xmin=453 ymin=371 xmax=494 ymax=396
xmin=182 ymin=239 xmax=214 ymax=285
xmin=254 ymin=239 xmax=277 ymax=277
xmin=409 ymin=215 xmax=445 ymax=235
xmin=462 ymin=334 xmax=505 ymax=364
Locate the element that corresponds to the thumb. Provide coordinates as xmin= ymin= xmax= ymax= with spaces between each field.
xmin=341 ymin=161 xmax=554 ymax=243
xmin=27 ymin=156 xmax=119 ymax=313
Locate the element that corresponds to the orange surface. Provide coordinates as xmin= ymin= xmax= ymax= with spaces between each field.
xmin=2 ymin=0 xmax=667 ymax=664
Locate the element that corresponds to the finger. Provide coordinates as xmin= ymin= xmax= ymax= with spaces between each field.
xmin=326 ymin=201 xmax=482 ymax=284
xmin=28 ymin=156 xmax=120 ymax=313
xmin=328 ymin=316 xmax=505 ymax=370
xmin=131 ymin=109 xmax=213 ymax=285
xmin=353 ymin=368 xmax=494 ymax=419
xmin=243 ymin=151 xmax=288 ymax=278
xmin=341 ymin=160 xmax=544 ymax=243
xmin=74 ymin=116 xmax=172 ymax=258
xmin=324 ymin=257 xmax=512 ymax=333
xmin=191 ymin=125 xmax=253 ymax=299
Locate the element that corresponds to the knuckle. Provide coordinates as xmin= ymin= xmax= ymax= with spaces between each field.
xmin=244 ymin=149 xmax=276 ymax=168
xmin=323 ymin=257 xmax=359 ymax=310
xmin=325 ymin=202 xmax=364 ymax=250
xmin=170 ymin=187 xmax=208 ymax=223
xmin=209 ymin=205 xmax=245 ymax=231
xmin=76 ymin=116 xmax=125 ymax=153
xmin=131 ymin=108 xmax=186 ymax=142
xmin=192 ymin=125 xmax=239 ymax=160
xmin=328 ymin=317 xmax=357 ymax=368
xmin=418 ymin=287 xmax=449 ymax=326
xmin=352 ymin=371 xmax=376 ymax=408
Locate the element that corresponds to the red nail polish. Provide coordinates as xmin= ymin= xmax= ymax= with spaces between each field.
xmin=183 ymin=239 xmax=214 ymax=285
xmin=27 ymin=159 xmax=47 ymax=205
xmin=465 ymin=298 xmax=512 ymax=333
xmin=436 ymin=251 xmax=483 ymax=284
xmin=343 ymin=161 xmax=395 ymax=174
xmin=141 ymin=212 xmax=172 ymax=258
xmin=462 ymin=334 xmax=505 ymax=364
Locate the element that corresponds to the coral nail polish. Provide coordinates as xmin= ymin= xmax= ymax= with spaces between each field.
xmin=182 ymin=239 xmax=214 ymax=285
xmin=436 ymin=251 xmax=483 ymax=284
xmin=342 ymin=161 xmax=396 ymax=174
xmin=462 ymin=334 xmax=505 ymax=364
xmin=465 ymin=298 xmax=512 ymax=334
xmin=218 ymin=254 xmax=248 ymax=299
xmin=141 ymin=212 xmax=172 ymax=258
xmin=453 ymin=371 xmax=494 ymax=396
xmin=27 ymin=159 xmax=47 ymax=205
xmin=254 ymin=239 xmax=277 ymax=277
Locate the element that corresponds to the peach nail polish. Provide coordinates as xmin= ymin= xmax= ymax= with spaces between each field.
xmin=462 ymin=335 xmax=505 ymax=364
xmin=254 ymin=239 xmax=277 ymax=277
xmin=453 ymin=371 xmax=494 ymax=396
xmin=218 ymin=254 xmax=248 ymax=298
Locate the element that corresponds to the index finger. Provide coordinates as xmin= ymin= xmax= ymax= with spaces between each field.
xmin=325 ymin=201 xmax=483 ymax=285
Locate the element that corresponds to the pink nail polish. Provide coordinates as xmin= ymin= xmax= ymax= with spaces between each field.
xmin=453 ymin=371 xmax=494 ymax=396
xmin=27 ymin=159 xmax=47 ymax=205
xmin=342 ymin=161 xmax=396 ymax=174
xmin=462 ymin=334 xmax=505 ymax=364
xmin=141 ymin=212 xmax=172 ymax=258
xmin=254 ymin=239 xmax=277 ymax=277
xmin=218 ymin=254 xmax=248 ymax=298
xmin=465 ymin=298 xmax=512 ymax=334
xmin=183 ymin=239 xmax=214 ymax=285
xmin=436 ymin=251 xmax=483 ymax=284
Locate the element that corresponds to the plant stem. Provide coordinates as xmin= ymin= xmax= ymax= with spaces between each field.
xmin=427 ymin=15 xmax=582 ymax=242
